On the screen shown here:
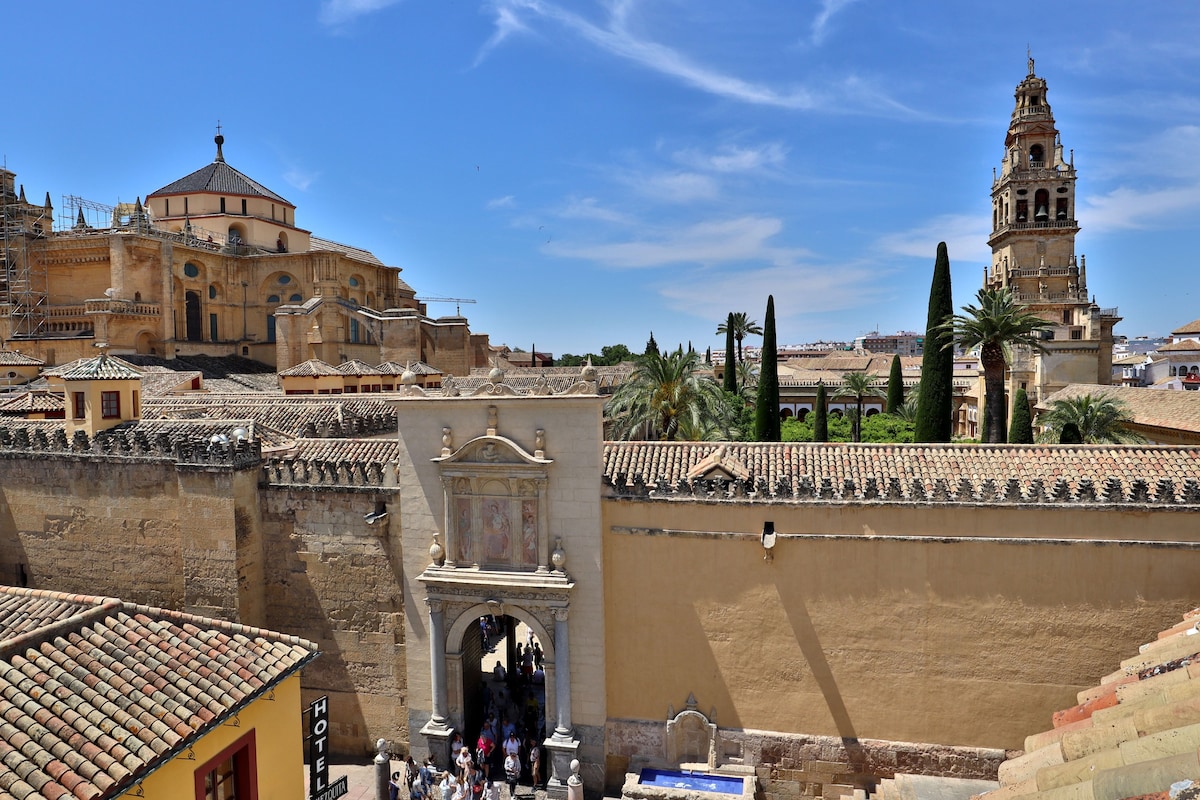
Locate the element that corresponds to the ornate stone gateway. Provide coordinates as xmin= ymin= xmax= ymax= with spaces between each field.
xmin=416 ymin=406 xmax=580 ymax=796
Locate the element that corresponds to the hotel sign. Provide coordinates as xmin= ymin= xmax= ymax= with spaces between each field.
xmin=308 ymin=696 xmax=347 ymax=800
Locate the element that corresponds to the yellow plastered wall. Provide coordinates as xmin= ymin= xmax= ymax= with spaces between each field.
xmin=126 ymin=673 xmax=307 ymax=800
xmin=603 ymin=498 xmax=1200 ymax=751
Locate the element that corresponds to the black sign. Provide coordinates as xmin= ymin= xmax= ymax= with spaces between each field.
xmin=313 ymin=776 xmax=348 ymax=800
xmin=309 ymin=696 xmax=333 ymax=799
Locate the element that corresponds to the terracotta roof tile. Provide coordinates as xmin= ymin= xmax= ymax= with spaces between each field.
xmin=0 ymin=587 xmax=316 ymax=800
xmin=1040 ymin=385 xmax=1200 ymax=436
xmin=276 ymin=358 xmax=342 ymax=378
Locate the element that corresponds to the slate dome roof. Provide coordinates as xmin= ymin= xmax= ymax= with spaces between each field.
xmin=147 ymin=134 xmax=292 ymax=206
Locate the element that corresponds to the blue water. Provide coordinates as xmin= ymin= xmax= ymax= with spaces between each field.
xmin=639 ymin=769 xmax=744 ymax=795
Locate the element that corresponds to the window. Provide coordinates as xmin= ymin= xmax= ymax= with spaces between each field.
xmin=194 ymin=730 xmax=257 ymax=800
xmin=267 ymin=315 xmax=276 ymax=343
xmin=210 ymin=313 xmax=219 ymax=342
xmin=132 ymin=390 xmax=140 ymax=418
xmin=349 ymin=319 xmax=360 ymax=343
xmin=278 ymin=274 xmax=291 ymax=285
xmin=290 ymin=294 xmax=302 ymax=302
xmin=100 ymin=391 xmax=120 ymax=419
xmin=267 ymin=295 xmax=280 ymax=304
xmin=165 ymin=198 xmax=170 ymax=216
xmin=220 ymin=198 xmax=226 ymax=213
xmin=241 ymin=199 xmax=247 ymax=215
xmin=1070 ymin=328 xmax=1083 ymax=340
xmin=184 ymin=197 xmax=189 ymax=215
xmin=1062 ymin=310 xmax=1072 ymax=324
xmin=72 ymin=392 xmax=86 ymax=420
xmin=349 ymin=277 xmax=359 ymax=287
xmin=184 ymin=263 xmax=200 ymax=278
xmin=209 ymin=285 xmax=218 ymax=300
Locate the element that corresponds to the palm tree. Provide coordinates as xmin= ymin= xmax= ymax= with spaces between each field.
xmin=942 ymin=287 xmax=1052 ymax=444
xmin=1037 ymin=393 xmax=1144 ymax=444
xmin=716 ymin=312 xmax=763 ymax=364
xmin=834 ymin=372 xmax=876 ymax=443
xmin=605 ymin=347 xmax=736 ymax=441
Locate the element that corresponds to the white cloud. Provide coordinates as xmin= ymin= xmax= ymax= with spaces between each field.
xmin=318 ymin=0 xmax=401 ymax=26
xmin=546 ymin=215 xmax=802 ymax=268
xmin=475 ymin=0 xmax=917 ymax=116
xmin=876 ymin=214 xmax=991 ymax=265
xmin=486 ymin=195 xmax=517 ymax=210
xmin=283 ymin=168 xmax=319 ymax=191
xmin=632 ymin=171 xmax=719 ymax=203
xmin=660 ymin=262 xmax=885 ymax=322
xmin=1080 ymin=183 xmax=1200 ymax=233
xmin=811 ymin=0 xmax=862 ymax=46
xmin=673 ymin=142 xmax=788 ymax=174
xmin=557 ymin=197 xmax=631 ymax=224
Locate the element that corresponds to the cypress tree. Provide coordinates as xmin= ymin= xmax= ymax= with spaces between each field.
xmin=1059 ymin=422 xmax=1083 ymax=444
xmin=886 ymin=354 xmax=904 ymax=414
xmin=645 ymin=331 xmax=659 ymax=356
xmin=914 ymin=242 xmax=955 ymax=442
xmin=753 ymin=295 xmax=780 ymax=441
xmin=1008 ymin=388 xmax=1034 ymax=444
xmin=813 ymin=382 xmax=829 ymax=442
xmin=705 ymin=346 xmax=712 ymax=365
xmin=722 ymin=313 xmax=737 ymax=394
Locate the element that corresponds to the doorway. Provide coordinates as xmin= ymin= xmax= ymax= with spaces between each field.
xmin=185 ymin=291 xmax=202 ymax=341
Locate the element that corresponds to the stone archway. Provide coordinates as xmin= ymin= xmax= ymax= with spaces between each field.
xmin=444 ymin=601 xmax=557 ymax=744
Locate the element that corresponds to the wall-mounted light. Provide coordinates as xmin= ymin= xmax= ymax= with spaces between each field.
xmin=761 ymin=521 xmax=777 ymax=562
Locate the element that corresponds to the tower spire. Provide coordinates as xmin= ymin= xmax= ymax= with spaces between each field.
xmin=214 ymin=120 xmax=225 ymax=163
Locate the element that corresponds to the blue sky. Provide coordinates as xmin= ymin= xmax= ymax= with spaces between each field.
xmin=5 ymin=2 xmax=1199 ymax=355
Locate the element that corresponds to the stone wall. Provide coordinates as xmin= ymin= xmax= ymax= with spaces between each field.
xmin=602 ymin=496 xmax=1200 ymax=755
xmin=259 ymin=484 xmax=407 ymax=756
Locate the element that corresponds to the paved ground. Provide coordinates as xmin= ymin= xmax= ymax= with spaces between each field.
xmin=307 ymin=758 xmax=551 ymax=800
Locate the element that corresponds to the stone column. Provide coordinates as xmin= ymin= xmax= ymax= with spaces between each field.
xmin=544 ymin=606 xmax=579 ymax=799
xmin=420 ymin=598 xmax=454 ymax=765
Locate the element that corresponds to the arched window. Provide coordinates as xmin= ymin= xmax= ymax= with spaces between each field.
xmin=290 ymin=293 xmax=303 ymax=303
xmin=183 ymin=262 xmax=200 ymax=278
xmin=267 ymin=294 xmax=280 ymax=304
xmin=209 ymin=285 xmax=218 ymax=300
xmin=1029 ymin=144 xmax=1045 ymax=166
xmin=1034 ymin=189 xmax=1050 ymax=221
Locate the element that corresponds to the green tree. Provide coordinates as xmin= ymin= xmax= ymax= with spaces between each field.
xmin=1008 ymin=387 xmax=1034 ymax=443
xmin=722 ymin=312 xmax=737 ymax=394
xmin=704 ymin=346 xmax=711 ymax=365
xmin=886 ymin=354 xmax=904 ymax=414
xmin=716 ymin=312 xmax=763 ymax=364
xmin=753 ymin=295 xmax=781 ymax=441
xmin=605 ymin=347 xmax=736 ymax=441
xmin=1059 ymin=422 xmax=1083 ymax=444
xmin=915 ymin=242 xmax=955 ymax=443
xmin=834 ymin=372 xmax=875 ymax=442
xmin=812 ymin=382 xmax=829 ymax=442
xmin=1038 ymin=393 xmax=1144 ymax=444
xmin=943 ymin=286 xmax=1052 ymax=443
xmin=645 ymin=332 xmax=659 ymax=356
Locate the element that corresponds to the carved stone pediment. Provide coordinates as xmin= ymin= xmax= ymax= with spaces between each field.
xmin=433 ymin=435 xmax=551 ymax=467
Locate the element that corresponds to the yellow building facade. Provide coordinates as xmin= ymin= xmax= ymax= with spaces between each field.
xmin=0 ymin=136 xmax=490 ymax=374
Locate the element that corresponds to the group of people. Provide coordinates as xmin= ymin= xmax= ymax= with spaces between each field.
xmin=391 ymin=621 xmax=548 ymax=800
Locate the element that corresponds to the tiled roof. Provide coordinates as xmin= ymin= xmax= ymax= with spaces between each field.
xmin=0 ymin=351 xmax=43 ymax=367
xmin=0 ymin=390 xmax=62 ymax=414
xmin=336 ymin=359 xmax=382 ymax=376
xmin=44 ymin=355 xmax=143 ymax=379
xmin=58 ymin=354 xmax=144 ymax=382
xmin=977 ymin=607 xmax=1200 ymax=800
xmin=602 ymin=441 xmax=1200 ymax=504
xmin=1112 ymin=354 xmax=1150 ymax=366
xmin=0 ymin=585 xmax=317 ymax=800
xmin=1157 ymin=339 xmax=1200 ymax=353
xmin=1170 ymin=317 xmax=1200 ymax=336
xmin=378 ymin=361 xmax=441 ymax=376
xmin=281 ymin=437 xmax=400 ymax=464
xmin=143 ymin=396 xmax=396 ymax=442
xmin=309 ymin=236 xmax=384 ymax=266
xmin=278 ymin=359 xmax=343 ymax=377
xmin=1039 ymin=384 xmax=1200 ymax=436
xmin=147 ymin=158 xmax=291 ymax=205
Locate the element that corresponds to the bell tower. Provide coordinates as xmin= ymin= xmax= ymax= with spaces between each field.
xmin=985 ymin=56 xmax=1120 ymax=404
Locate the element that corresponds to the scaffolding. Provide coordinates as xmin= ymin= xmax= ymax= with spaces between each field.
xmin=0 ymin=176 xmax=51 ymax=340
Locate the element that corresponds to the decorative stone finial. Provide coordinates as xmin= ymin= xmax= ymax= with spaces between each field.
xmin=551 ymin=537 xmax=566 ymax=572
xmin=534 ymin=429 xmax=545 ymax=458
xmin=430 ymin=533 xmax=445 ymax=566
xmin=580 ymin=357 xmax=597 ymax=382
xmin=441 ymin=427 xmax=453 ymax=456
xmin=402 ymin=363 xmax=418 ymax=386
xmin=488 ymin=358 xmax=506 ymax=384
